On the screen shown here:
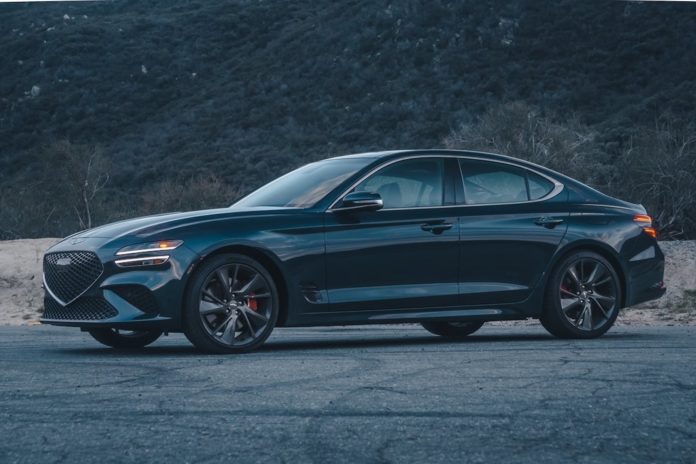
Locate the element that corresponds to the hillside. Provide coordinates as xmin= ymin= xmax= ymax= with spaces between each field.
xmin=1 ymin=0 xmax=696 ymax=238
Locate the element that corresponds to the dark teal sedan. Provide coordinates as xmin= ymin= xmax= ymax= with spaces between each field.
xmin=41 ymin=150 xmax=666 ymax=353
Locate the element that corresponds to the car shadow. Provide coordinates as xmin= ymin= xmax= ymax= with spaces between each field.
xmin=261 ymin=333 xmax=552 ymax=352
xmin=260 ymin=330 xmax=645 ymax=352
xmin=52 ymin=330 xmax=644 ymax=357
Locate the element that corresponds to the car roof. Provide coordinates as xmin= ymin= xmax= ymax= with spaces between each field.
xmin=329 ymin=150 xmax=405 ymax=159
xmin=329 ymin=149 xmax=565 ymax=182
xmin=331 ymin=149 xmax=547 ymax=169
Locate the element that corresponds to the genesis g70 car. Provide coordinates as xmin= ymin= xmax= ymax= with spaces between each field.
xmin=41 ymin=150 xmax=665 ymax=352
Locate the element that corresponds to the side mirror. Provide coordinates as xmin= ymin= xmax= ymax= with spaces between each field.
xmin=334 ymin=191 xmax=383 ymax=212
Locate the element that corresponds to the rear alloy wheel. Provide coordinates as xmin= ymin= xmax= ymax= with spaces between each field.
xmin=421 ymin=321 xmax=485 ymax=339
xmin=541 ymin=251 xmax=621 ymax=339
xmin=184 ymin=254 xmax=278 ymax=354
xmin=88 ymin=328 xmax=162 ymax=348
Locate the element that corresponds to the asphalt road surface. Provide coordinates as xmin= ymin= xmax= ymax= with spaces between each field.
xmin=1 ymin=324 xmax=695 ymax=464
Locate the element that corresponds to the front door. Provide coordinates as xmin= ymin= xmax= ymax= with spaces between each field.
xmin=323 ymin=157 xmax=460 ymax=313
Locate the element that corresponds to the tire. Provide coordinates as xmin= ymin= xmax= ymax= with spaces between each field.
xmin=183 ymin=253 xmax=279 ymax=354
xmin=421 ymin=321 xmax=485 ymax=339
xmin=540 ymin=250 xmax=622 ymax=339
xmin=88 ymin=328 xmax=162 ymax=348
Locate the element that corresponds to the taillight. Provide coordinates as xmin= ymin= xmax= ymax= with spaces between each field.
xmin=634 ymin=214 xmax=657 ymax=239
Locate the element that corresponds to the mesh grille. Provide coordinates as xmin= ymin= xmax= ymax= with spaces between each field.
xmin=111 ymin=285 xmax=159 ymax=314
xmin=44 ymin=251 xmax=103 ymax=304
xmin=42 ymin=295 xmax=118 ymax=321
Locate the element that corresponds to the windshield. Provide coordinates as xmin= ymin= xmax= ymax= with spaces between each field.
xmin=233 ymin=158 xmax=372 ymax=208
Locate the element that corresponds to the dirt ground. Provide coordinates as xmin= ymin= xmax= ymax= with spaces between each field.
xmin=0 ymin=238 xmax=60 ymax=325
xmin=618 ymin=240 xmax=696 ymax=326
xmin=0 ymin=238 xmax=694 ymax=326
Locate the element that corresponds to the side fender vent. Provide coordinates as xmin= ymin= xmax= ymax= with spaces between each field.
xmin=300 ymin=284 xmax=326 ymax=304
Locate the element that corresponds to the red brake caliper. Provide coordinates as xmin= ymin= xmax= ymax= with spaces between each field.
xmin=246 ymin=292 xmax=258 ymax=311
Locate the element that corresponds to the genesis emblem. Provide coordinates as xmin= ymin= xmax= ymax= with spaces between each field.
xmin=70 ymin=237 xmax=86 ymax=245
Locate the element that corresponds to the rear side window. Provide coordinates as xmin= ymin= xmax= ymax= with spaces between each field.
xmin=459 ymin=160 xmax=527 ymax=204
xmin=458 ymin=159 xmax=555 ymax=205
xmin=528 ymin=172 xmax=555 ymax=200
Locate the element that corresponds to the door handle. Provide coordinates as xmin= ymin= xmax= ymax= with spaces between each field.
xmin=534 ymin=217 xmax=564 ymax=229
xmin=421 ymin=222 xmax=453 ymax=234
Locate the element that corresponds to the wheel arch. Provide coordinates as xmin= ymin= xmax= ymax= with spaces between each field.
xmin=543 ymin=240 xmax=628 ymax=308
xmin=186 ymin=244 xmax=290 ymax=327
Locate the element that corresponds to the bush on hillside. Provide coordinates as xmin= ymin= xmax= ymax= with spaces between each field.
xmin=444 ymin=102 xmax=610 ymax=188
xmin=0 ymin=140 xmax=240 ymax=239
xmin=612 ymin=119 xmax=696 ymax=239
xmin=137 ymin=173 xmax=242 ymax=215
xmin=444 ymin=102 xmax=695 ymax=238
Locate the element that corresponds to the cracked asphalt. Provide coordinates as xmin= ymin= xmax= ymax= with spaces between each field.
xmin=1 ymin=324 xmax=695 ymax=463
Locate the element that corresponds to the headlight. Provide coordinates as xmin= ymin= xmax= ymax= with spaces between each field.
xmin=115 ymin=240 xmax=183 ymax=256
xmin=114 ymin=240 xmax=182 ymax=268
xmin=114 ymin=255 xmax=170 ymax=268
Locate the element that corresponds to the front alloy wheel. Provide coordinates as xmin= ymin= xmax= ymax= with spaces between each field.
xmin=184 ymin=254 xmax=278 ymax=353
xmin=541 ymin=251 xmax=621 ymax=339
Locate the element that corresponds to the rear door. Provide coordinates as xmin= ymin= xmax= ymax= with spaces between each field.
xmin=455 ymin=158 xmax=569 ymax=305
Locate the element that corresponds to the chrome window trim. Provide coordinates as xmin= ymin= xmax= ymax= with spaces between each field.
xmin=327 ymin=154 xmax=564 ymax=212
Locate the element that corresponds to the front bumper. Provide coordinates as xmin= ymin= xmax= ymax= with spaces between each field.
xmin=40 ymin=238 xmax=199 ymax=330
xmin=41 ymin=288 xmax=177 ymax=330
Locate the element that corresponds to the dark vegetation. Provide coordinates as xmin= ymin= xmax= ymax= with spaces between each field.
xmin=1 ymin=0 xmax=695 ymax=238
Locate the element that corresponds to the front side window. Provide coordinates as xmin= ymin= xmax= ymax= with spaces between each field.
xmin=354 ymin=158 xmax=444 ymax=209
xmin=459 ymin=159 xmax=544 ymax=205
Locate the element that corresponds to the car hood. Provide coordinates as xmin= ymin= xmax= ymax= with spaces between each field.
xmin=68 ymin=206 xmax=299 ymax=240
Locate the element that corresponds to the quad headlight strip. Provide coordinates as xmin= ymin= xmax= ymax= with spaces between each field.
xmin=114 ymin=240 xmax=182 ymax=267
xmin=114 ymin=255 xmax=170 ymax=268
